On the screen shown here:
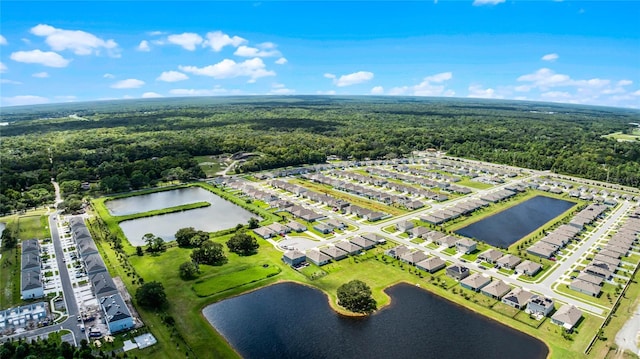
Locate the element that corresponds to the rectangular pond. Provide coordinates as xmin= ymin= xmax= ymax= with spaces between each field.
xmin=106 ymin=187 xmax=214 ymax=216
xmin=116 ymin=187 xmax=260 ymax=246
xmin=203 ymin=282 xmax=548 ymax=359
xmin=455 ymin=195 xmax=576 ymax=248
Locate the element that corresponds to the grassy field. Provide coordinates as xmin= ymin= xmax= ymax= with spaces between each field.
xmin=603 ymin=131 xmax=640 ymax=142
xmin=458 ymin=177 xmax=494 ymax=190
xmin=194 ymin=155 xmax=226 ymax=177
xmin=192 ymin=261 xmax=281 ymax=296
xmin=0 ymin=210 xmax=51 ymax=308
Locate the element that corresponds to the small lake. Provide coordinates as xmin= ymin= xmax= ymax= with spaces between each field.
xmin=106 ymin=187 xmax=216 ymax=216
xmin=455 ymin=195 xmax=575 ymax=248
xmin=116 ymin=187 xmax=259 ymax=245
xmin=203 ymin=282 xmax=548 ymax=359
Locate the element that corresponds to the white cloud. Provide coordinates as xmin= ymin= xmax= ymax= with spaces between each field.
xmin=10 ymin=50 xmax=70 ymax=67
xmin=541 ymin=53 xmax=559 ymax=62
xmin=326 ymin=71 xmax=374 ymax=87
xmin=167 ymin=33 xmax=203 ymax=51
xmin=32 ymin=72 xmax=49 ymax=78
xmin=103 ymin=73 xmax=115 ymax=78
xmin=0 ymin=35 xmax=7 ymax=45
xmin=617 ymin=80 xmax=632 ymax=87
xmin=268 ymin=83 xmax=294 ymax=95
xmin=148 ymin=31 xmax=165 ymax=36
xmin=467 ymin=84 xmax=503 ymax=99
xmin=517 ymin=68 xmax=572 ymax=89
xmin=316 ymin=90 xmax=336 ymax=95
xmin=1 ymin=95 xmax=49 ymax=107
xmin=0 ymin=62 xmax=6 ymax=73
xmin=234 ymin=43 xmax=281 ymax=57
xmin=0 ymin=79 xmax=22 ymax=85
xmin=137 ymin=40 xmax=151 ymax=52
xmin=389 ymin=72 xmax=455 ymax=96
xmin=157 ymin=70 xmax=188 ymax=82
xmin=275 ymin=57 xmax=288 ymax=65
xmin=169 ymin=87 xmax=235 ymax=96
xmin=142 ymin=92 xmax=163 ymax=98
xmin=179 ymin=58 xmax=275 ymax=82
xmin=30 ymin=24 xmax=119 ymax=57
xmin=111 ymin=78 xmax=145 ymax=89
xmin=371 ymin=86 xmax=384 ymax=95
xmin=203 ymin=31 xmax=246 ymax=51
xmin=473 ymin=0 xmax=505 ymax=5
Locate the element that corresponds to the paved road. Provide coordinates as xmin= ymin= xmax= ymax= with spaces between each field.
xmin=542 ymin=200 xmax=633 ymax=288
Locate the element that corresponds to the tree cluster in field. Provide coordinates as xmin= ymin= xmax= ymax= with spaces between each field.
xmin=142 ymin=233 xmax=166 ymax=254
xmin=173 ymin=227 xmax=260 ymax=280
xmin=2 ymin=97 xmax=639 ymax=213
xmin=135 ymin=281 xmax=169 ymax=310
xmin=336 ymin=279 xmax=377 ymax=314
xmin=0 ymin=337 xmax=98 ymax=359
xmin=1 ymin=228 xmax=18 ymax=250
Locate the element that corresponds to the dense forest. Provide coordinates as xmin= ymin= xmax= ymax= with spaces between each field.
xmin=1 ymin=96 xmax=639 ymax=213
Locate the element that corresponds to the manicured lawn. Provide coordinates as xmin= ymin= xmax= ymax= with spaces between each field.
xmin=458 ymin=178 xmax=494 ymax=190
xmin=192 ymin=261 xmax=281 ymax=296
xmin=194 ymin=155 xmax=225 ymax=177
xmin=443 ymin=247 xmax=457 ymax=256
xmin=555 ymin=283 xmax=613 ymax=308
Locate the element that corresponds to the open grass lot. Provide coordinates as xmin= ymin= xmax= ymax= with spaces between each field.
xmin=290 ymin=178 xmax=408 ymax=216
xmin=555 ymin=283 xmax=615 ymax=308
xmin=17 ymin=214 xmax=50 ymax=240
xmin=194 ymin=155 xmax=226 ymax=177
xmin=603 ymin=131 xmax=640 ymax=142
xmin=87 ymin=184 xmax=627 ymax=359
xmin=458 ymin=177 xmax=494 ymax=190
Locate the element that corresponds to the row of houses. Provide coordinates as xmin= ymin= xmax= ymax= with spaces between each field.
xmin=477 ymin=248 xmax=543 ymax=276
xmin=282 ymin=233 xmax=386 ymax=266
xmin=394 ymin=166 xmax=473 ymax=194
xmin=420 ymin=198 xmax=490 ymax=225
xmin=527 ymin=204 xmax=607 ymax=259
xmin=345 ymin=168 xmax=450 ymax=202
xmin=445 ymin=264 xmax=581 ymax=329
xmin=570 ymin=208 xmax=640 ymax=297
xmin=21 ymin=239 xmax=44 ymax=300
xmin=479 ymin=189 xmax=517 ymax=203
xmin=0 ymin=302 xmax=48 ymax=330
xmin=527 ymin=224 xmax=581 ymax=259
xmin=68 ymin=217 xmax=134 ymax=334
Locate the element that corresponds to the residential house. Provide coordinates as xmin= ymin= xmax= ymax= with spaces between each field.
xmin=446 ymin=265 xmax=470 ymax=281
xmin=385 ymin=245 xmax=411 ymax=259
xmin=416 ymin=257 xmax=446 ymax=273
xmin=502 ymin=288 xmax=533 ymax=310
xmin=515 ymin=260 xmax=543 ymax=277
xmin=100 ymin=294 xmax=134 ymax=333
xmin=436 ymin=235 xmax=458 ymax=248
xmin=313 ymin=223 xmax=333 ymax=234
xmin=325 ymin=218 xmax=347 ymax=230
xmin=282 ymin=250 xmax=306 ymax=266
xmin=460 ymin=273 xmax=491 ymax=292
xmin=527 ymin=295 xmax=554 ymax=317
xmin=266 ymin=222 xmax=291 ymax=235
xmin=320 ymin=246 xmax=348 ymax=261
xmin=396 ymin=220 xmax=414 ymax=233
xmin=478 ymin=249 xmax=503 ymax=264
xmin=253 ymin=227 xmax=276 ymax=239
xmin=400 ymin=251 xmax=428 ymax=265
xmin=569 ymin=278 xmax=601 ymax=297
xmin=21 ymin=270 xmax=44 ymax=300
xmin=455 ymin=238 xmax=477 ymax=254
xmin=584 ymin=265 xmax=612 ymax=279
xmin=285 ymin=221 xmax=307 ymax=233
xmin=410 ymin=226 xmax=430 ymax=239
xmin=496 ymin=254 xmax=521 ymax=270
xmin=362 ymin=232 xmax=386 ymax=244
xmin=481 ymin=280 xmax=511 ymax=299
xmin=527 ymin=242 xmax=557 ymax=259
xmin=91 ymin=272 xmax=119 ymax=298
xmin=551 ymin=305 xmax=582 ymax=330
xmin=335 ymin=241 xmax=361 ymax=255
xmin=306 ymin=250 xmax=330 ymax=266
xmin=349 ymin=236 xmax=376 ymax=250
xmin=83 ymin=253 xmax=107 ymax=276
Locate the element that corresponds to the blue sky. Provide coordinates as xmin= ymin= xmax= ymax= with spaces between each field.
xmin=1 ymin=1 xmax=639 ymax=108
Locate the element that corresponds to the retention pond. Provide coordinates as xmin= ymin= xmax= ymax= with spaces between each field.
xmin=203 ymin=282 xmax=549 ymax=359
xmin=114 ymin=187 xmax=258 ymax=245
xmin=455 ymin=195 xmax=575 ymax=248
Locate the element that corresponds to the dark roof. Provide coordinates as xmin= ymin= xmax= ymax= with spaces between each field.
xmin=100 ymin=294 xmax=132 ymax=323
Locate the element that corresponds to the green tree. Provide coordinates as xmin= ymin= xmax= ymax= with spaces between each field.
xmin=179 ymin=261 xmax=199 ymax=280
xmin=135 ymin=281 xmax=168 ymax=310
xmin=336 ymin=280 xmax=377 ymax=314
xmin=248 ymin=217 xmax=260 ymax=229
xmin=1 ymin=228 xmax=17 ymax=250
xmin=226 ymin=232 xmax=259 ymax=256
xmin=175 ymin=227 xmax=197 ymax=247
xmin=191 ymin=241 xmax=227 ymax=266
xmin=136 ymin=246 xmax=143 ymax=256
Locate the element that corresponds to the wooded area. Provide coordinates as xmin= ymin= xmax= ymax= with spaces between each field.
xmin=1 ymin=96 xmax=638 ymax=213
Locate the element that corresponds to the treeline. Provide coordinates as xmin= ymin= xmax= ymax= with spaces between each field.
xmin=1 ymin=96 xmax=638 ymax=213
